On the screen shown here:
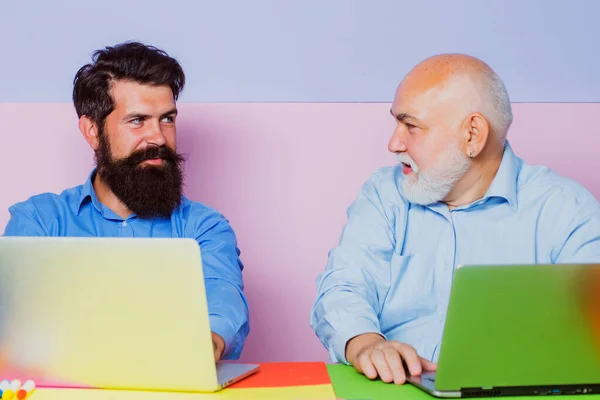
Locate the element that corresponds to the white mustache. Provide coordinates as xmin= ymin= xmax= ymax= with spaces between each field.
xmin=396 ymin=153 xmax=420 ymax=173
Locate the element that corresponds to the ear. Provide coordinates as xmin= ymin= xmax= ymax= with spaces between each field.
xmin=79 ymin=116 xmax=100 ymax=151
xmin=462 ymin=112 xmax=490 ymax=159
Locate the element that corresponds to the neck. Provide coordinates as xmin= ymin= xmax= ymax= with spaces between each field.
xmin=92 ymin=172 xmax=133 ymax=219
xmin=444 ymin=145 xmax=504 ymax=210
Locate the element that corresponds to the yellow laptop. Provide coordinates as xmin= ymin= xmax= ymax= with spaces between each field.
xmin=0 ymin=236 xmax=259 ymax=392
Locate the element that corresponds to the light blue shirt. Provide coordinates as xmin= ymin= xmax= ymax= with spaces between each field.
xmin=310 ymin=142 xmax=600 ymax=364
xmin=3 ymin=170 xmax=249 ymax=360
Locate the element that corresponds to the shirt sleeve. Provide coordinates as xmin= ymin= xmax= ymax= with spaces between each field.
xmin=194 ymin=211 xmax=249 ymax=360
xmin=3 ymin=202 xmax=47 ymax=236
xmin=310 ymin=174 xmax=396 ymax=364
xmin=553 ymin=196 xmax=600 ymax=263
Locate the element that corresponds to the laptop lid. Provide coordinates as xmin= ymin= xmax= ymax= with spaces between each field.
xmin=0 ymin=236 xmax=254 ymax=392
xmin=434 ymin=263 xmax=600 ymax=392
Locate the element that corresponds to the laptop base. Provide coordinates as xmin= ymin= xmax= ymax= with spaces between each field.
xmin=216 ymin=363 xmax=260 ymax=388
xmin=409 ymin=373 xmax=600 ymax=398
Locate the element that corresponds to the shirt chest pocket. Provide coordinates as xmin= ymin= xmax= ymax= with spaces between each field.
xmin=382 ymin=252 xmax=435 ymax=323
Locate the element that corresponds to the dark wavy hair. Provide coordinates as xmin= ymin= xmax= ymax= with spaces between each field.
xmin=72 ymin=41 xmax=185 ymax=127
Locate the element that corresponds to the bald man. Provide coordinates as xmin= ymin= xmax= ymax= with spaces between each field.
xmin=310 ymin=54 xmax=600 ymax=384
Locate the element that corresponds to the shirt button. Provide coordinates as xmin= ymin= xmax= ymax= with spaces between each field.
xmin=121 ymin=221 xmax=128 ymax=227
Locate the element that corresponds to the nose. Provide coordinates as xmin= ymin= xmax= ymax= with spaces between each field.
xmin=388 ymin=124 xmax=407 ymax=154
xmin=145 ymin=120 xmax=167 ymax=147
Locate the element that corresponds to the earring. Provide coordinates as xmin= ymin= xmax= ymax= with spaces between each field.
xmin=469 ymin=151 xmax=474 ymax=158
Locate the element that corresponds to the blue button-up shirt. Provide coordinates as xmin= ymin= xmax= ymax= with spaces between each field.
xmin=3 ymin=170 xmax=249 ymax=360
xmin=311 ymin=142 xmax=600 ymax=364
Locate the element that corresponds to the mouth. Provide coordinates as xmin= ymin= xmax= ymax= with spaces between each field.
xmin=401 ymin=162 xmax=414 ymax=175
xmin=142 ymin=158 xmax=163 ymax=166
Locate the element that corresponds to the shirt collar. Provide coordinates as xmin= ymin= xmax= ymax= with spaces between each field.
xmin=75 ymin=169 xmax=104 ymax=216
xmin=480 ymin=141 xmax=522 ymax=211
xmin=424 ymin=141 xmax=522 ymax=216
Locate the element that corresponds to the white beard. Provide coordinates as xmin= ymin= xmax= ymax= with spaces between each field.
xmin=396 ymin=142 xmax=471 ymax=205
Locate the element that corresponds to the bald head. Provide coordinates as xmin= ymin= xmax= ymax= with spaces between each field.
xmin=398 ymin=54 xmax=512 ymax=144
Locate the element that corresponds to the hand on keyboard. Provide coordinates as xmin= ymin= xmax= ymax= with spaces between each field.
xmin=346 ymin=333 xmax=437 ymax=385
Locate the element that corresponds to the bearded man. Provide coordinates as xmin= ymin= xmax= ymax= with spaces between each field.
xmin=310 ymin=53 xmax=600 ymax=385
xmin=3 ymin=41 xmax=249 ymax=362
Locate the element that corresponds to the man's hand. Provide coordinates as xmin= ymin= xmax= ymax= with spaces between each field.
xmin=346 ymin=333 xmax=437 ymax=385
xmin=211 ymin=332 xmax=225 ymax=362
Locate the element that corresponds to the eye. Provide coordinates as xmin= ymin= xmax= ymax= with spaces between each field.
xmin=130 ymin=118 xmax=143 ymax=125
xmin=405 ymin=123 xmax=418 ymax=131
xmin=161 ymin=116 xmax=175 ymax=123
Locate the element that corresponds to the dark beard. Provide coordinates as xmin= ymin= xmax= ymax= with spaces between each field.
xmin=94 ymin=130 xmax=186 ymax=219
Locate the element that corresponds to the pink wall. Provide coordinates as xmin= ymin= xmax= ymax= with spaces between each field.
xmin=1 ymin=103 xmax=599 ymax=362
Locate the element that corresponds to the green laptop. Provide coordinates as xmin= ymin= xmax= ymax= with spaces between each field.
xmin=407 ymin=263 xmax=600 ymax=397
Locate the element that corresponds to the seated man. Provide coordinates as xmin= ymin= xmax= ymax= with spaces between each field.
xmin=3 ymin=41 xmax=249 ymax=362
xmin=310 ymin=54 xmax=600 ymax=385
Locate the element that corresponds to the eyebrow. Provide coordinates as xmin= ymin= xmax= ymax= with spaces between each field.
xmin=390 ymin=109 xmax=419 ymax=123
xmin=123 ymin=108 xmax=178 ymax=121
xmin=161 ymin=108 xmax=178 ymax=119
